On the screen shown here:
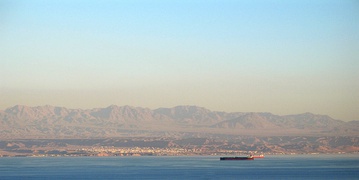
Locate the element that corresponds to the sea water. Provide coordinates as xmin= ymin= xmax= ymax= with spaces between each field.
xmin=0 ymin=154 xmax=358 ymax=179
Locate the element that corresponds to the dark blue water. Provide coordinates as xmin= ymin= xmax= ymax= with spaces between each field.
xmin=0 ymin=155 xmax=358 ymax=179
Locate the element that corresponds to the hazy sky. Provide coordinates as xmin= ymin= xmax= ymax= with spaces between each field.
xmin=1 ymin=0 xmax=358 ymax=121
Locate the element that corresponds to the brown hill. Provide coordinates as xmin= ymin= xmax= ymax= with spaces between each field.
xmin=0 ymin=105 xmax=356 ymax=139
xmin=212 ymin=112 xmax=343 ymax=130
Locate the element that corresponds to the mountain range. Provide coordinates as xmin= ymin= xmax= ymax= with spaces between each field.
xmin=1 ymin=105 xmax=358 ymax=139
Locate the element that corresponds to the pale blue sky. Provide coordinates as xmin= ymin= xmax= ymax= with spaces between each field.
xmin=1 ymin=0 xmax=358 ymax=120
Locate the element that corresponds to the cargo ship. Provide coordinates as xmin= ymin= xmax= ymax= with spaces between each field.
xmin=220 ymin=155 xmax=254 ymax=160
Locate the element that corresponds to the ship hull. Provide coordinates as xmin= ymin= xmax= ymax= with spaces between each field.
xmin=220 ymin=157 xmax=254 ymax=160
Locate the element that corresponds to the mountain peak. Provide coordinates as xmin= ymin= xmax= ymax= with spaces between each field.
xmin=5 ymin=105 xmax=30 ymax=113
xmin=0 ymin=104 xmax=356 ymax=138
xmin=106 ymin=105 xmax=119 ymax=109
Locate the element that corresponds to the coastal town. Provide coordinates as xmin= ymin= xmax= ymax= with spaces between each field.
xmin=1 ymin=136 xmax=358 ymax=157
xmin=21 ymin=147 xmax=256 ymax=157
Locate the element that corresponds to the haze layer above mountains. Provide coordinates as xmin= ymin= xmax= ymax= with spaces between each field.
xmin=1 ymin=105 xmax=358 ymax=139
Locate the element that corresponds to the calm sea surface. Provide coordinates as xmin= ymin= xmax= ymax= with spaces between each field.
xmin=0 ymin=154 xmax=358 ymax=179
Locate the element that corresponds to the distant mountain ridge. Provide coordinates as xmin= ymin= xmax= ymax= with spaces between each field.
xmin=0 ymin=105 xmax=358 ymax=139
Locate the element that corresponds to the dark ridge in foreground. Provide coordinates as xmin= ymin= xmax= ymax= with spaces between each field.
xmin=1 ymin=136 xmax=358 ymax=157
